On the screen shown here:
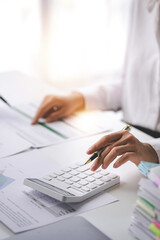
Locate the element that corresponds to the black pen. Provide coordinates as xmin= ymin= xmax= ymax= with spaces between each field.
xmin=84 ymin=125 xmax=132 ymax=165
xmin=0 ymin=96 xmax=11 ymax=107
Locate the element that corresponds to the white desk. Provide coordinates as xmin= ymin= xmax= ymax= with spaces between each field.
xmin=0 ymin=71 xmax=153 ymax=240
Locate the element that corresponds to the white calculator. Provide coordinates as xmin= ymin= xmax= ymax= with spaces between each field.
xmin=24 ymin=162 xmax=120 ymax=203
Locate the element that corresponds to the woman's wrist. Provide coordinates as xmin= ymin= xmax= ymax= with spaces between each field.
xmin=69 ymin=92 xmax=85 ymax=112
xmin=143 ymin=143 xmax=159 ymax=163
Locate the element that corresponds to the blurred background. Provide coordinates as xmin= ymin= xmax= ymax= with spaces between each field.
xmin=0 ymin=0 xmax=131 ymax=88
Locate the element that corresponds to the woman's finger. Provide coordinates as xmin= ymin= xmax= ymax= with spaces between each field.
xmin=32 ymin=105 xmax=51 ymax=124
xmin=32 ymin=98 xmax=57 ymax=124
xmin=90 ymin=132 xmax=134 ymax=170
xmin=45 ymin=108 xmax=64 ymax=122
xmin=100 ymin=137 xmax=131 ymax=159
xmin=90 ymin=157 xmax=103 ymax=171
xmin=113 ymin=152 xmax=136 ymax=168
xmin=87 ymin=131 xmax=123 ymax=154
xmin=102 ymin=144 xmax=134 ymax=169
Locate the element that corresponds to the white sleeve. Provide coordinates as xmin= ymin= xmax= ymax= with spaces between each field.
xmin=78 ymin=77 xmax=123 ymax=111
xmin=147 ymin=138 xmax=160 ymax=163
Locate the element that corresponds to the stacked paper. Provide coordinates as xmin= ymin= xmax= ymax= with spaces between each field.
xmin=138 ymin=161 xmax=159 ymax=177
xmin=129 ymin=165 xmax=160 ymax=240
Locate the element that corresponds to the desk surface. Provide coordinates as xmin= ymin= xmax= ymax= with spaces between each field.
xmin=0 ymin=71 xmax=152 ymax=240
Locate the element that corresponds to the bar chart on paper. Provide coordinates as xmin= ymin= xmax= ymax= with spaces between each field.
xmin=0 ymin=172 xmax=15 ymax=190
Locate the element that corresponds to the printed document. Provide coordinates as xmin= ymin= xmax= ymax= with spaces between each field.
xmin=14 ymin=102 xmax=113 ymax=137
xmin=0 ymin=149 xmax=118 ymax=233
xmin=0 ymin=102 xmax=123 ymax=149
xmin=0 ymin=122 xmax=31 ymax=159
xmin=0 ymin=106 xmax=63 ymax=148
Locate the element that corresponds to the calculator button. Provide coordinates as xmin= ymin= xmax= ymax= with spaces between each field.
xmin=77 ymin=165 xmax=90 ymax=172
xmin=108 ymin=173 xmax=118 ymax=179
xmin=99 ymin=171 xmax=109 ymax=176
xmin=65 ymin=180 xmax=73 ymax=185
xmin=61 ymin=167 xmax=72 ymax=173
xmin=63 ymin=173 xmax=72 ymax=179
xmin=81 ymin=186 xmax=90 ymax=192
xmin=73 ymin=183 xmax=82 ymax=188
xmin=86 ymin=176 xmax=95 ymax=183
xmin=48 ymin=173 xmax=57 ymax=178
xmin=71 ymin=176 xmax=80 ymax=183
xmin=53 ymin=170 xmax=64 ymax=176
xmin=101 ymin=176 xmax=111 ymax=182
xmin=87 ymin=183 xmax=97 ymax=190
xmin=57 ymin=176 xmax=65 ymax=181
xmin=84 ymin=171 xmax=94 ymax=176
xmin=77 ymin=173 xmax=87 ymax=179
xmin=78 ymin=180 xmax=88 ymax=186
xmin=70 ymin=170 xmax=79 ymax=176
xmin=94 ymin=180 xmax=104 ymax=186
xmin=92 ymin=173 xmax=102 ymax=179
xmin=42 ymin=176 xmax=52 ymax=181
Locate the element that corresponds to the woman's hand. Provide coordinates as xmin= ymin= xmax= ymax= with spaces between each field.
xmin=86 ymin=130 xmax=159 ymax=171
xmin=32 ymin=92 xmax=85 ymax=124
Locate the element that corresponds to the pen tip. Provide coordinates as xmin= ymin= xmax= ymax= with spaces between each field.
xmin=84 ymin=159 xmax=91 ymax=165
xmin=123 ymin=125 xmax=131 ymax=131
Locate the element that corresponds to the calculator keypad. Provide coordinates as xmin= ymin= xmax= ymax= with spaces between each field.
xmin=42 ymin=163 xmax=119 ymax=193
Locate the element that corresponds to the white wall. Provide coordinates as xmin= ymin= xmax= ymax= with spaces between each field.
xmin=0 ymin=0 xmax=131 ymax=87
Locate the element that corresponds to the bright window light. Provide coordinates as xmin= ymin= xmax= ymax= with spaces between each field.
xmin=0 ymin=0 xmax=130 ymax=86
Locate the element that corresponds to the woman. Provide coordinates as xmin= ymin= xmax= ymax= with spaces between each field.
xmin=32 ymin=0 xmax=160 ymax=170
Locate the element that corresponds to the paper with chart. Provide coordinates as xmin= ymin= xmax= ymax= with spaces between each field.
xmin=0 ymin=122 xmax=32 ymax=159
xmin=0 ymin=149 xmax=118 ymax=233
xmin=0 ymin=105 xmax=64 ymax=148
xmin=17 ymin=102 xmax=124 ymax=133
xmin=0 ymin=101 xmax=123 ymax=149
xmin=13 ymin=102 xmax=112 ymax=138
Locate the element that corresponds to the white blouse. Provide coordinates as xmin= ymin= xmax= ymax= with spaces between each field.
xmin=80 ymin=0 xmax=160 ymax=162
